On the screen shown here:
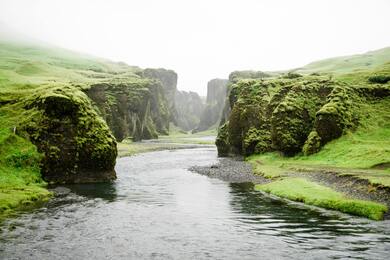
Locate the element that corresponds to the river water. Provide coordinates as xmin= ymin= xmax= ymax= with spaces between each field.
xmin=1 ymin=147 xmax=389 ymax=259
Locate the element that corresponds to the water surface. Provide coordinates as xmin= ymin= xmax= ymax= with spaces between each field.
xmin=1 ymin=148 xmax=389 ymax=259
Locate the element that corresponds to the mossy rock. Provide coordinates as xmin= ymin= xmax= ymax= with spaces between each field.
xmin=243 ymin=127 xmax=271 ymax=155
xmin=315 ymin=86 xmax=357 ymax=144
xmin=302 ymin=130 xmax=322 ymax=155
xmin=215 ymin=75 xmax=361 ymax=157
xmin=216 ymin=123 xmax=230 ymax=156
xmin=21 ymin=85 xmax=117 ymax=183
xmin=270 ymin=79 xmax=332 ymax=155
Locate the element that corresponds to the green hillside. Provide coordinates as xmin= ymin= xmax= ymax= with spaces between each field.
xmin=295 ymin=47 xmax=390 ymax=75
xmin=0 ymin=39 xmax=142 ymax=89
xmin=0 ymin=39 xmax=166 ymax=217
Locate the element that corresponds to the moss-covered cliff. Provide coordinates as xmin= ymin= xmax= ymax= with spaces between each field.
xmin=0 ymin=39 xmax=175 ymax=213
xmin=21 ymin=85 xmax=118 ymax=183
xmin=216 ymin=69 xmax=389 ymax=157
xmin=87 ymin=78 xmax=170 ymax=141
xmin=219 ymin=70 xmax=272 ymax=127
xmin=143 ymin=68 xmax=178 ymax=124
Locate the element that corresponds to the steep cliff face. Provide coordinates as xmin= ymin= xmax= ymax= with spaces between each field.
xmin=86 ymin=78 xmax=170 ymax=142
xmin=0 ymin=39 xmax=176 ymax=187
xmin=219 ymin=71 xmax=272 ymax=126
xmin=216 ymin=69 xmax=390 ymax=157
xmin=142 ymin=67 xmax=207 ymax=132
xmin=143 ymin=68 xmax=178 ymax=123
xmin=194 ymin=79 xmax=228 ymax=132
xmin=174 ymin=90 xmax=204 ymax=131
xmin=17 ymin=85 xmax=117 ymax=183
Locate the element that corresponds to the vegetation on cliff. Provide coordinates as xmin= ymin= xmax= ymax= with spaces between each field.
xmin=217 ymin=65 xmax=389 ymax=161
xmin=0 ymin=39 xmax=173 ymax=215
xmin=216 ymin=49 xmax=390 ymax=219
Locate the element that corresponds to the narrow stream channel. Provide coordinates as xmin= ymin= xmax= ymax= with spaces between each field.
xmin=1 ymin=147 xmax=389 ymax=259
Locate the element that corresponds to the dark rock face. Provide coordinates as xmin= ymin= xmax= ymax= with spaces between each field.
xmin=140 ymin=68 xmax=209 ymax=132
xmin=216 ymin=75 xmax=363 ymax=157
xmin=174 ymin=90 xmax=204 ymax=131
xmin=86 ymin=79 xmax=170 ymax=142
xmin=143 ymin=68 xmax=178 ymax=123
xmin=194 ymin=79 xmax=228 ymax=132
xmin=21 ymin=86 xmax=117 ymax=183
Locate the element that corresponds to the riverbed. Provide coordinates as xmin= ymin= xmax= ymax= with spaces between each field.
xmin=1 ymin=147 xmax=389 ymax=259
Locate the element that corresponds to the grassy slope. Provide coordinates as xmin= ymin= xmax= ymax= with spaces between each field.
xmin=295 ymin=47 xmax=390 ymax=74
xmin=0 ymin=103 xmax=51 ymax=217
xmin=0 ymin=39 xmax=143 ymax=216
xmin=0 ymin=40 xmax=141 ymax=88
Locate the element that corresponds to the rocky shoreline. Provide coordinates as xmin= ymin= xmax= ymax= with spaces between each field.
xmin=190 ymin=156 xmax=390 ymax=220
xmin=189 ymin=157 xmax=268 ymax=184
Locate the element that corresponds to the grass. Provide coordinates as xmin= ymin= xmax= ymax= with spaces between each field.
xmin=0 ymin=106 xmax=52 ymax=217
xmin=295 ymin=47 xmax=390 ymax=75
xmin=157 ymin=128 xmax=216 ymax=145
xmin=117 ymin=141 xmax=185 ymax=157
xmin=255 ymin=178 xmax=388 ymax=220
xmin=117 ymin=129 xmax=216 ymax=157
xmin=0 ymin=39 xmax=143 ymax=92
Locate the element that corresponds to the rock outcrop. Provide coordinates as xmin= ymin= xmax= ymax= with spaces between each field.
xmin=219 ymin=71 xmax=272 ymax=127
xmin=194 ymin=79 xmax=228 ymax=132
xmin=142 ymin=68 xmax=207 ymax=132
xmin=19 ymin=85 xmax=117 ymax=183
xmin=216 ymin=75 xmax=367 ymax=157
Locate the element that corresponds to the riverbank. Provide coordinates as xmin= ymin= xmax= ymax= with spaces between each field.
xmin=4 ymin=147 xmax=390 ymax=259
xmin=117 ymin=131 xmax=216 ymax=157
xmin=0 ymin=130 xmax=216 ymax=219
xmin=0 ymin=123 xmax=52 ymax=220
xmin=190 ymin=154 xmax=389 ymax=220
xmin=117 ymin=131 xmax=390 ymax=220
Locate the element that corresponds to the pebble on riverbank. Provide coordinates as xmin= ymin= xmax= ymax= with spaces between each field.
xmin=189 ymin=157 xmax=268 ymax=184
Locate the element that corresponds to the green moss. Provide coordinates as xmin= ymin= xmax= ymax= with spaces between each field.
xmin=243 ymin=127 xmax=271 ymax=155
xmin=315 ymin=85 xmax=358 ymax=144
xmin=218 ymin=76 xmax=340 ymax=156
xmin=255 ymin=178 xmax=388 ymax=220
xmin=0 ymin=113 xmax=52 ymax=217
xmin=302 ymin=130 xmax=322 ymax=155
xmin=368 ymin=74 xmax=390 ymax=84
xmin=216 ymin=123 xmax=230 ymax=156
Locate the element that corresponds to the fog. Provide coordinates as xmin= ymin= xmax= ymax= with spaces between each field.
xmin=0 ymin=0 xmax=389 ymax=95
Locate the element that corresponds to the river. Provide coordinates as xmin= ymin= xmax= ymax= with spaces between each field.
xmin=1 ymin=147 xmax=389 ymax=259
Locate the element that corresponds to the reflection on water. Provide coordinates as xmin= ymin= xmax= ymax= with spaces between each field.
xmin=60 ymin=182 xmax=118 ymax=202
xmin=1 ymin=148 xmax=389 ymax=259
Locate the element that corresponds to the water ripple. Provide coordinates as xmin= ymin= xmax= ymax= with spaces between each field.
xmin=1 ymin=148 xmax=389 ymax=259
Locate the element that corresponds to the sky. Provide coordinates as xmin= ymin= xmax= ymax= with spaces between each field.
xmin=0 ymin=0 xmax=389 ymax=95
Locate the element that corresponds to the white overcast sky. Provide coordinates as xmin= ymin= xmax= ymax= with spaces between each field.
xmin=0 ymin=0 xmax=389 ymax=95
